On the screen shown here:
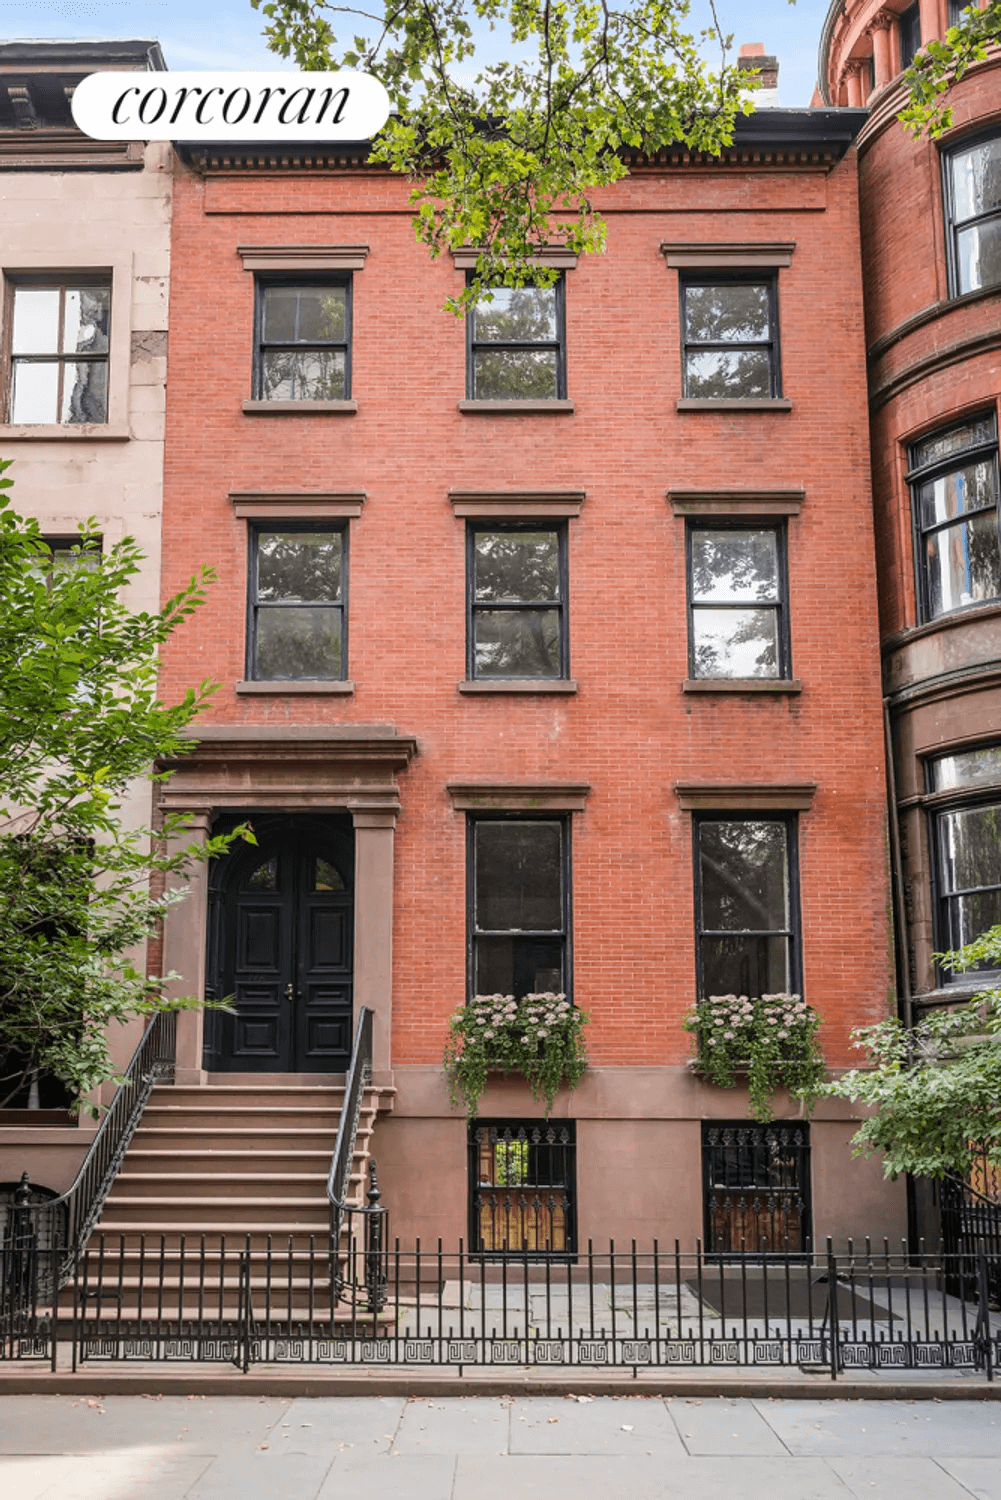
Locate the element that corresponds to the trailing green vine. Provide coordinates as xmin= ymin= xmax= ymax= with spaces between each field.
xmin=444 ymin=992 xmax=588 ymax=1119
xmin=683 ymin=992 xmax=825 ymax=1122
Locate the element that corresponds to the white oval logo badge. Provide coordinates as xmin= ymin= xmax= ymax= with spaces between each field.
xmin=71 ymin=71 xmax=390 ymax=142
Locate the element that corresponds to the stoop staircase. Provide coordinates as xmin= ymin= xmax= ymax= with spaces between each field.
xmin=77 ymin=1077 xmax=392 ymax=1320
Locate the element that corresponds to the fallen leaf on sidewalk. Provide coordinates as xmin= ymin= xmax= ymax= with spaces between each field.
xmin=621 ymin=1425 xmax=633 ymax=1432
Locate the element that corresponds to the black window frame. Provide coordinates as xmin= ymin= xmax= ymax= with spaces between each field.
xmin=907 ymin=410 xmax=1000 ymax=623
xmin=466 ymin=521 xmax=569 ymax=681
xmin=466 ymin=812 xmax=572 ymax=1005
xmin=3 ymin=274 xmax=112 ymax=425
xmin=679 ymin=272 xmax=782 ymax=401
xmin=252 ymin=274 xmax=352 ymax=401
xmin=926 ymin=746 xmax=1001 ymax=983
xmin=701 ymin=1120 xmax=812 ymax=1258
xmin=692 ymin=812 xmax=802 ymax=1001
xmin=948 ymin=1 xmax=970 ymax=28
xmin=685 ymin=519 xmax=791 ymax=681
xmin=942 ymin=126 xmax=1001 ymax=299
xmin=465 ymin=274 xmax=567 ymax=401
xmin=245 ymin=520 xmax=348 ymax=682
xmin=468 ymin=1118 xmax=577 ymax=1261
xmin=899 ymin=2 xmax=922 ymax=70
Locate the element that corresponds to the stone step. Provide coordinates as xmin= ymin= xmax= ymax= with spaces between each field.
xmin=110 ymin=1173 xmax=332 ymax=1200
xmin=121 ymin=1151 xmax=335 ymax=1174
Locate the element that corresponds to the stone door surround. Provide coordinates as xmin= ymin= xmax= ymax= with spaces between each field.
xmin=158 ymin=725 xmax=418 ymax=1082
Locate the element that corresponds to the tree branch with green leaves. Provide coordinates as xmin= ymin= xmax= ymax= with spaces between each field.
xmin=250 ymin=0 xmax=758 ymax=310
xmin=824 ymin=924 xmax=1001 ymax=1182
xmin=899 ymin=1 xmax=1001 ymax=138
xmin=0 ymin=457 xmax=249 ymax=1114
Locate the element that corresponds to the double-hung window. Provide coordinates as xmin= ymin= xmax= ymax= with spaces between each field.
xmin=944 ymin=131 xmax=1001 ymax=296
xmin=899 ymin=3 xmax=921 ymax=69
xmin=5 ymin=278 xmax=110 ymax=424
xmin=467 ymin=525 xmax=567 ymax=680
xmin=929 ymin=745 xmax=1001 ymax=969
xmin=694 ymin=816 xmax=800 ymax=998
xmin=680 ymin=276 xmax=780 ymax=400
xmin=467 ymin=278 xmax=566 ymax=400
xmin=247 ymin=524 xmax=347 ymax=680
xmin=908 ymin=412 xmax=1000 ymax=620
xmin=687 ymin=523 xmax=790 ymax=679
xmin=254 ymin=279 xmax=351 ymax=401
xmin=469 ymin=817 xmax=569 ymax=1000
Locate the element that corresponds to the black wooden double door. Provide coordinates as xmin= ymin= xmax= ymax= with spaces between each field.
xmin=209 ymin=824 xmax=354 ymax=1072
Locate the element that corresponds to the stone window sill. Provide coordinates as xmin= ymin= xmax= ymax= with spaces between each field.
xmin=236 ymin=680 xmax=355 ymax=695
xmin=458 ymin=399 xmax=575 ymax=414
xmin=683 ymin=678 xmax=802 ymax=695
xmin=241 ymin=400 xmax=358 ymax=416
xmin=676 ymin=398 xmax=793 ymax=412
xmin=459 ymin=679 xmax=578 ymax=694
xmin=0 ymin=423 xmax=130 ymax=441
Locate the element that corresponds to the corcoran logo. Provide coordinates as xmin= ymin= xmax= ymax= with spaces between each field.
xmin=71 ymin=71 xmax=391 ymax=142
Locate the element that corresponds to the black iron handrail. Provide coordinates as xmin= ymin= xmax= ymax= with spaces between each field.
xmin=2 ymin=1010 xmax=176 ymax=1289
xmin=326 ymin=1007 xmax=387 ymax=1308
xmin=327 ymin=1006 xmax=373 ymax=1231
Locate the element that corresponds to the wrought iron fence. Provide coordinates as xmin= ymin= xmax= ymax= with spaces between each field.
xmin=0 ymin=1011 xmax=176 ymax=1298
xmin=2 ymin=1228 xmax=998 ymax=1378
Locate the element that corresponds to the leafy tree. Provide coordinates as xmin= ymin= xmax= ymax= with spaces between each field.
xmin=825 ymin=925 xmax=1001 ymax=1181
xmin=0 ymin=458 xmax=245 ymax=1114
xmin=250 ymin=0 xmax=760 ymax=310
xmin=899 ymin=1 xmax=1001 ymax=138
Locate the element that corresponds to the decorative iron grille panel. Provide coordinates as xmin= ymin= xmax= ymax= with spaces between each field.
xmin=469 ymin=1121 xmax=576 ymax=1257
xmin=702 ymin=1121 xmax=811 ymax=1254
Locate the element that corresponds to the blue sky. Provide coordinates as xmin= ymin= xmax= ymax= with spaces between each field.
xmin=0 ymin=1 xmax=831 ymax=107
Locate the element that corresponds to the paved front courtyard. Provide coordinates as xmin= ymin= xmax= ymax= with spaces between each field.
xmin=1 ymin=1394 xmax=1001 ymax=1499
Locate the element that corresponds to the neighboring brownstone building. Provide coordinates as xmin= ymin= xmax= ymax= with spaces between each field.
xmin=138 ymin=95 xmax=904 ymax=1256
xmin=819 ymin=2 xmax=1001 ymax=1235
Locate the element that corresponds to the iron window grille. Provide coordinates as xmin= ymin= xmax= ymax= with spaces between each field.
xmin=246 ymin=523 xmax=347 ymax=681
xmin=908 ymin=411 xmax=1000 ymax=621
xmin=466 ymin=276 xmax=566 ymax=400
xmin=899 ymin=3 xmax=921 ymax=70
xmin=926 ymin=745 xmax=1001 ymax=977
xmin=943 ymin=128 xmax=1001 ymax=297
xmin=686 ymin=522 xmax=790 ymax=680
xmin=702 ymin=1121 xmax=812 ymax=1256
xmin=693 ymin=814 xmax=801 ymax=1000
xmin=4 ymin=277 xmax=110 ymax=424
xmin=680 ymin=274 xmax=781 ymax=400
xmin=253 ymin=277 xmax=351 ymax=400
xmin=467 ymin=524 xmax=569 ymax=680
xmin=467 ymin=815 xmax=571 ymax=1003
xmin=469 ymin=1120 xmax=577 ymax=1258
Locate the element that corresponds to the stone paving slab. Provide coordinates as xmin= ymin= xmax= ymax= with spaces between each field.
xmin=183 ymin=1449 xmax=333 ymax=1500
xmin=393 ymin=1397 xmax=510 ymax=1454
xmin=0 ymin=1452 xmax=213 ymax=1500
xmin=0 ymin=1394 xmax=286 ymax=1454
xmin=937 ymin=1457 xmax=1001 ymax=1500
xmin=509 ymin=1395 xmax=686 ymax=1454
xmin=316 ymin=1453 xmax=456 ymax=1499
xmin=453 ymin=1453 xmax=681 ymax=1500
xmin=828 ymin=1455 xmax=978 ymax=1500
xmin=668 ymin=1396 xmax=788 ymax=1455
xmin=758 ymin=1398 xmax=1001 ymax=1456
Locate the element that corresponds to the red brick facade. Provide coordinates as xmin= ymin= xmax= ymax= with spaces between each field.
xmin=149 ymin=116 xmax=904 ymax=1246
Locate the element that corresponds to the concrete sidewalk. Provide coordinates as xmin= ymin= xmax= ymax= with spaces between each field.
xmin=2 ymin=1394 xmax=1001 ymax=1499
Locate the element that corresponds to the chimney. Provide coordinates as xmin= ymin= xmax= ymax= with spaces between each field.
xmin=738 ymin=42 xmax=779 ymax=93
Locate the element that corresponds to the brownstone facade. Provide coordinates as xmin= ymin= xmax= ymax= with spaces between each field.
xmin=820 ymin=1 xmax=1001 ymax=1240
